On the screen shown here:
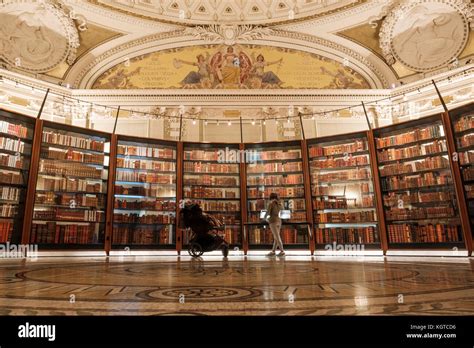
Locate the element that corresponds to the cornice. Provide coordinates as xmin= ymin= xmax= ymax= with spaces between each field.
xmin=2 ymin=65 xmax=471 ymax=109
xmin=67 ymin=92 xmax=390 ymax=106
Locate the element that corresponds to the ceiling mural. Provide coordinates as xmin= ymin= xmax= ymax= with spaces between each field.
xmin=91 ymin=44 xmax=371 ymax=89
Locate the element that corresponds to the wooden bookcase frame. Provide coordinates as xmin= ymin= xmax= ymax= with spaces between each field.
xmin=24 ymin=120 xmax=112 ymax=250
xmin=372 ymin=113 xmax=471 ymax=252
xmin=306 ymin=131 xmax=386 ymax=253
xmin=445 ymin=104 xmax=474 ymax=254
xmin=107 ymin=134 xmax=179 ymax=253
xmin=0 ymin=108 xmax=37 ymax=247
xmin=243 ymin=140 xmax=312 ymax=251
xmin=181 ymin=141 xmax=244 ymax=251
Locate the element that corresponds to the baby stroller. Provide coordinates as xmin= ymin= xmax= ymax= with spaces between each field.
xmin=180 ymin=202 xmax=229 ymax=258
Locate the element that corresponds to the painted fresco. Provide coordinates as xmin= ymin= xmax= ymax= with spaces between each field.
xmin=92 ymin=44 xmax=371 ymax=89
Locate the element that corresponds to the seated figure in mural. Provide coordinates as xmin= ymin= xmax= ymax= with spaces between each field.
xmin=250 ymin=54 xmax=283 ymax=89
xmin=209 ymin=46 xmax=254 ymax=88
xmin=213 ymin=46 xmax=241 ymax=87
xmin=176 ymin=54 xmax=212 ymax=89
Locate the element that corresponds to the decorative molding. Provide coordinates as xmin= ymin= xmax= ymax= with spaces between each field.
xmin=184 ymin=24 xmax=274 ymax=45
xmin=367 ymin=0 xmax=397 ymax=29
xmin=0 ymin=0 xmax=80 ymax=73
xmin=64 ymin=0 xmax=181 ymax=32
xmin=379 ymin=0 xmax=473 ymax=71
xmin=82 ymin=0 xmax=366 ymax=27
xmin=277 ymin=0 xmax=380 ymax=31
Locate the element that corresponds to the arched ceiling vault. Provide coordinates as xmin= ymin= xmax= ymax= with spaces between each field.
xmin=1 ymin=0 xmax=472 ymax=90
xmin=61 ymin=0 xmax=397 ymax=89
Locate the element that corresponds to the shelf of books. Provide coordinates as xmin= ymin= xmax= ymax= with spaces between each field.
xmin=244 ymin=142 xmax=310 ymax=249
xmin=31 ymin=123 xmax=110 ymax=248
xmin=307 ymin=132 xmax=381 ymax=251
xmin=113 ymin=137 xmax=177 ymax=248
xmin=0 ymin=109 xmax=35 ymax=245
xmin=450 ymin=105 xmax=474 ymax=235
xmin=182 ymin=143 xmax=242 ymax=247
xmin=374 ymin=115 xmax=465 ymax=249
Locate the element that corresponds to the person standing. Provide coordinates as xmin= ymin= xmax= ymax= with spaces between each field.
xmin=265 ymin=193 xmax=285 ymax=256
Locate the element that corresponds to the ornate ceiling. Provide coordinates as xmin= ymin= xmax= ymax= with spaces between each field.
xmin=86 ymin=0 xmax=365 ymax=25
xmin=0 ymin=0 xmax=473 ymax=91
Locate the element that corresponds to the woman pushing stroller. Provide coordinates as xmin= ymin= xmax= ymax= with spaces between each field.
xmin=181 ymin=202 xmax=229 ymax=258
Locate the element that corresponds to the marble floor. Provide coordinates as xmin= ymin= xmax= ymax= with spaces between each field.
xmin=0 ymin=255 xmax=473 ymax=316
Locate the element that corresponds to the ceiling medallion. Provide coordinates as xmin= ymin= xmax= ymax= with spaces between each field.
xmin=0 ymin=0 xmax=80 ymax=73
xmin=184 ymin=24 xmax=274 ymax=45
xmin=379 ymin=0 xmax=473 ymax=72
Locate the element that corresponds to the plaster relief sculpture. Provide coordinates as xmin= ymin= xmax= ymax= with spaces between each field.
xmin=0 ymin=0 xmax=80 ymax=73
xmin=184 ymin=24 xmax=274 ymax=46
xmin=379 ymin=0 xmax=472 ymax=72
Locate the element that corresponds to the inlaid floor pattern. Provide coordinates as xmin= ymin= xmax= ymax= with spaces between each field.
xmin=0 ymin=256 xmax=473 ymax=315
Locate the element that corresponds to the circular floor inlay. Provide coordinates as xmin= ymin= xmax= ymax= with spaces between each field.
xmin=138 ymin=287 xmax=261 ymax=301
